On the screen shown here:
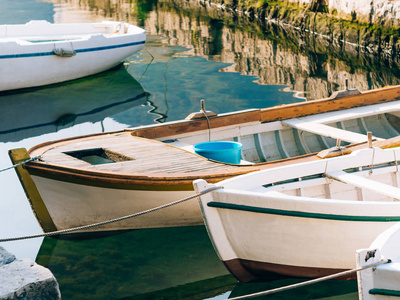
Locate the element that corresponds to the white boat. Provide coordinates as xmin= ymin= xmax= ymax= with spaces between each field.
xmin=0 ymin=20 xmax=146 ymax=91
xmin=8 ymin=86 xmax=400 ymax=234
xmin=356 ymin=222 xmax=400 ymax=299
xmin=194 ymin=146 xmax=400 ymax=282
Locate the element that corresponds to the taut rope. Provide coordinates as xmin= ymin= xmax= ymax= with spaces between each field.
xmin=0 ymin=186 xmax=223 ymax=242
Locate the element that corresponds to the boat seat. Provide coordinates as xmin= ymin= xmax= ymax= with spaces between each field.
xmin=283 ymin=120 xmax=378 ymax=144
xmin=326 ymin=170 xmax=400 ymax=201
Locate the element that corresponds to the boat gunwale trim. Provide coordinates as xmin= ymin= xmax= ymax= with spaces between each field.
xmin=207 ymin=201 xmax=400 ymax=222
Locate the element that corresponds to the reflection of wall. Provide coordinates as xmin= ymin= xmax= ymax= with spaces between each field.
xmin=43 ymin=0 xmax=140 ymax=24
xmin=44 ymin=0 xmax=400 ymax=99
xmin=149 ymin=0 xmax=400 ymax=99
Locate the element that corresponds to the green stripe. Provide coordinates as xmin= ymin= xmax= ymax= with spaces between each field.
xmin=207 ymin=202 xmax=400 ymax=222
xmin=370 ymin=288 xmax=400 ymax=296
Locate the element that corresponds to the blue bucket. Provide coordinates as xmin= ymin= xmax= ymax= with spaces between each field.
xmin=194 ymin=141 xmax=243 ymax=164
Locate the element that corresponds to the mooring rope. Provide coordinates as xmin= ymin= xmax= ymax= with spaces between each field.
xmin=229 ymin=258 xmax=390 ymax=299
xmin=0 ymin=155 xmax=42 ymax=173
xmin=0 ymin=185 xmax=223 ymax=243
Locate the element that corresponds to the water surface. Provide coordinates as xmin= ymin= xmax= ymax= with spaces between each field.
xmin=2 ymin=0 xmax=398 ymax=298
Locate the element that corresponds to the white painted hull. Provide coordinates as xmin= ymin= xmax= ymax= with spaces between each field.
xmin=0 ymin=21 xmax=146 ymax=91
xmin=357 ymin=223 xmax=400 ymax=299
xmin=31 ymin=175 xmax=201 ymax=232
xmin=195 ymin=147 xmax=400 ymax=280
xmin=206 ymin=192 xmax=397 ymax=269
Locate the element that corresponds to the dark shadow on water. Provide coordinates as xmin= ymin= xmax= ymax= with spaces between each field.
xmin=0 ymin=65 xmax=147 ymax=142
xmin=229 ymin=274 xmax=358 ymax=299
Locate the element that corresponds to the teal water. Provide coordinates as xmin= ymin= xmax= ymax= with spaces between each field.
xmin=1 ymin=0 xmax=398 ymax=298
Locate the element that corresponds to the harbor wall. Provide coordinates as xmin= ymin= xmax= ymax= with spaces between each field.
xmin=45 ymin=0 xmax=400 ymax=100
xmin=288 ymin=0 xmax=400 ymax=26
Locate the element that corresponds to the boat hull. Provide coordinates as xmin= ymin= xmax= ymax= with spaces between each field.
xmin=199 ymin=192 xmax=400 ymax=281
xmin=194 ymin=147 xmax=400 ymax=281
xmin=0 ymin=21 xmax=146 ymax=91
xmin=30 ymin=175 xmax=200 ymax=232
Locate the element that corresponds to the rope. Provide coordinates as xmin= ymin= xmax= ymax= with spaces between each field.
xmin=369 ymin=147 xmax=376 ymax=175
xmin=200 ymin=99 xmax=211 ymax=142
xmin=0 ymin=185 xmax=223 ymax=243
xmin=0 ymin=155 xmax=42 ymax=173
xmin=229 ymin=258 xmax=390 ymax=299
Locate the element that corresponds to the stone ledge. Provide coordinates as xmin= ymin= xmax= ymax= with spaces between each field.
xmin=0 ymin=246 xmax=61 ymax=300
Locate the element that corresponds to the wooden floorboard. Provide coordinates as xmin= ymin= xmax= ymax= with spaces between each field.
xmin=41 ymin=133 xmax=239 ymax=174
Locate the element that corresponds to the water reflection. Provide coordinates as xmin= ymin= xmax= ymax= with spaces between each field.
xmin=35 ymin=224 xmax=359 ymax=300
xmin=229 ymin=279 xmax=357 ymax=299
xmin=36 ymin=226 xmax=236 ymax=300
xmin=44 ymin=0 xmax=400 ymax=100
xmin=0 ymin=66 xmax=147 ymax=142
xmin=2 ymin=1 xmax=397 ymax=299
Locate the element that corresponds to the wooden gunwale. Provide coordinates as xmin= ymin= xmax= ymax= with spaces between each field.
xmin=25 ymin=136 xmax=400 ymax=189
xmin=27 ymin=85 xmax=400 ymax=155
xmin=259 ymin=86 xmax=400 ymax=123
xmin=131 ymin=86 xmax=400 ymax=139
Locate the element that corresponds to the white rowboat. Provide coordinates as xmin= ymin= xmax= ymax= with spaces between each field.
xmin=0 ymin=20 xmax=146 ymax=91
xmin=194 ymin=146 xmax=400 ymax=281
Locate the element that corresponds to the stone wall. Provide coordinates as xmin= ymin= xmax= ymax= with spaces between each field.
xmin=287 ymin=0 xmax=400 ymax=26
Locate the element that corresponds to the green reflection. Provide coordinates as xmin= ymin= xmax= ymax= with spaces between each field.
xmin=36 ymin=226 xmax=236 ymax=299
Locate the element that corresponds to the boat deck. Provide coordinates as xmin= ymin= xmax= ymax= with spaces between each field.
xmin=33 ymin=132 xmax=239 ymax=174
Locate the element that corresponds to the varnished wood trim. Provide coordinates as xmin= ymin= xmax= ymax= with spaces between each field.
xmin=131 ymin=109 xmax=262 ymax=139
xmin=259 ymin=86 xmax=400 ymax=123
xmin=130 ymin=86 xmax=400 ymax=140
xmin=26 ymin=163 xmax=257 ymax=189
xmin=24 ymin=135 xmax=400 ymax=189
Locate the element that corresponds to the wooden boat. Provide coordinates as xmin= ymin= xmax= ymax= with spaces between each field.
xmin=0 ymin=20 xmax=146 ymax=91
xmin=356 ymin=223 xmax=400 ymax=299
xmin=8 ymin=85 xmax=400 ymax=234
xmin=194 ymin=146 xmax=400 ymax=282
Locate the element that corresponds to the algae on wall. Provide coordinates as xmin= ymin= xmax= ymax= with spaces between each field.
xmin=207 ymin=0 xmax=400 ymax=59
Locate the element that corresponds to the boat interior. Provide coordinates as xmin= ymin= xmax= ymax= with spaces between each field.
xmin=257 ymin=162 xmax=400 ymax=203
xmin=160 ymin=101 xmax=400 ymax=165
xmin=29 ymin=99 xmax=400 ymax=177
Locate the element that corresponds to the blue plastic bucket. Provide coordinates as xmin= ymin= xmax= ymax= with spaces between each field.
xmin=194 ymin=141 xmax=243 ymax=164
